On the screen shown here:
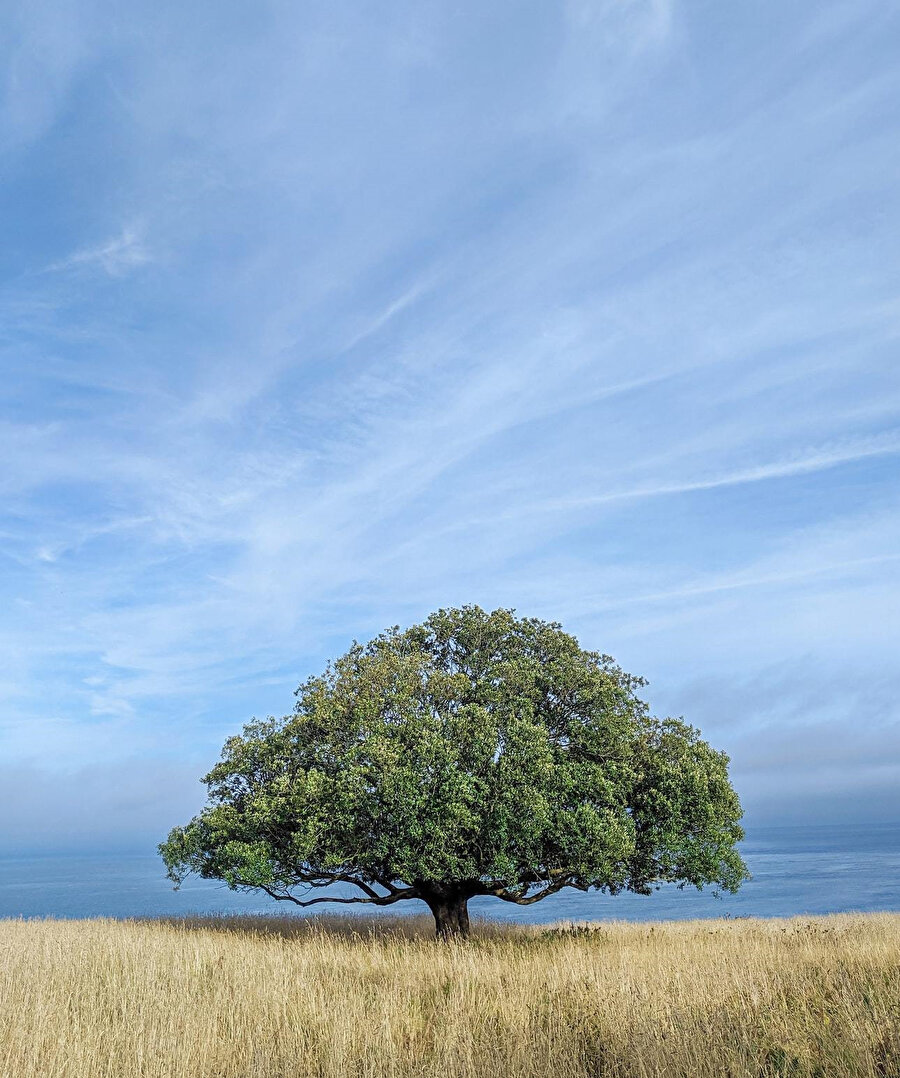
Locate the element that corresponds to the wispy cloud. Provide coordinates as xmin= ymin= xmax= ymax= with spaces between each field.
xmin=48 ymin=226 xmax=151 ymax=276
xmin=564 ymin=0 xmax=676 ymax=66
xmin=557 ymin=432 xmax=900 ymax=511
xmin=339 ymin=280 xmax=434 ymax=354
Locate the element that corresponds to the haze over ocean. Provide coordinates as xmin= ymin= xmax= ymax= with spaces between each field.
xmin=2 ymin=0 xmax=899 ymax=893
xmin=2 ymin=826 xmax=898 ymax=922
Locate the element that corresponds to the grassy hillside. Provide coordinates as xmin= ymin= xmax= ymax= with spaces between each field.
xmin=0 ymin=912 xmax=898 ymax=1077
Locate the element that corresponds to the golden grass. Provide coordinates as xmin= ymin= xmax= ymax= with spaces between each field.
xmin=1 ymin=912 xmax=899 ymax=1077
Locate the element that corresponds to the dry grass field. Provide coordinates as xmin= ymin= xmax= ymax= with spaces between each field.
xmin=0 ymin=912 xmax=898 ymax=1078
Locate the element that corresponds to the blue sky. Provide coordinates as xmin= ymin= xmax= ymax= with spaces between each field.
xmin=1 ymin=0 xmax=899 ymax=853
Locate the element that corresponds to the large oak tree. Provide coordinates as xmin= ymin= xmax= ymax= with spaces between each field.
xmin=160 ymin=606 xmax=748 ymax=937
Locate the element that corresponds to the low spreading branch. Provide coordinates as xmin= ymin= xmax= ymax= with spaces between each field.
xmin=486 ymin=877 xmax=574 ymax=905
xmin=255 ymin=883 xmax=420 ymax=907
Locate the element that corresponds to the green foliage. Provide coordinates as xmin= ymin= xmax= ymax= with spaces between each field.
xmin=160 ymin=606 xmax=748 ymax=921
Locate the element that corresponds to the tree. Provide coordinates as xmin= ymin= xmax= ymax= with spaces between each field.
xmin=160 ymin=606 xmax=748 ymax=939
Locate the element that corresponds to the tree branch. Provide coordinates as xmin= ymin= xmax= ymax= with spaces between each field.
xmin=288 ymin=871 xmax=383 ymax=899
xmin=256 ymin=883 xmax=419 ymax=908
xmin=473 ymin=866 xmax=575 ymax=898
xmin=253 ymin=857 xmax=409 ymax=900
xmin=485 ymin=876 xmax=574 ymax=905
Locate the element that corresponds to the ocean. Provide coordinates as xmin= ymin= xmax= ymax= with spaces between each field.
xmin=1 ymin=823 xmax=898 ymax=924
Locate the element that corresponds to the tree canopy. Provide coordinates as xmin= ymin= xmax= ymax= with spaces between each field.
xmin=160 ymin=606 xmax=748 ymax=937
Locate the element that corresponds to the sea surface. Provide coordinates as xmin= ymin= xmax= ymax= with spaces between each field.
xmin=1 ymin=823 xmax=898 ymax=924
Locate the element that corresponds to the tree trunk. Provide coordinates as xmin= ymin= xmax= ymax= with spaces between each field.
xmin=423 ymin=890 xmax=471 ymax=940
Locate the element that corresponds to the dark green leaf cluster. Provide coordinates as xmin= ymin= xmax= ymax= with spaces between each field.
xmin=160 ymin=607 xmax=748 ymax=913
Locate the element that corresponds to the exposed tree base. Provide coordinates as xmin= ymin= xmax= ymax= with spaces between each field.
xmin=422 ymin=890 xmax=471 ymax=940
